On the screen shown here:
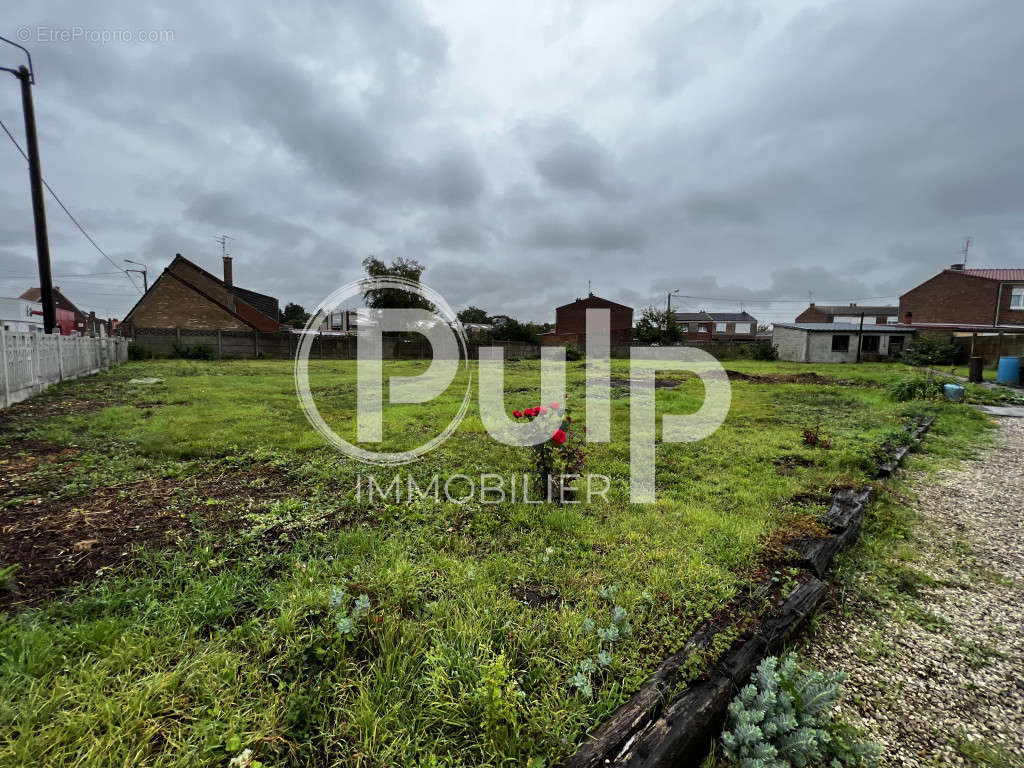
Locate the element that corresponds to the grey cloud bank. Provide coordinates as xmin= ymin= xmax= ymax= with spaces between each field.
xmin=1 ymin=0 xmax=1022 ymax=323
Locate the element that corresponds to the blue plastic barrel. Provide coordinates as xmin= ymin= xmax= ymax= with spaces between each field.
xmin=943 ymin=383 xmax=965 ymax=402
xmin=997 ymin=356 xmax=1021 ymax=385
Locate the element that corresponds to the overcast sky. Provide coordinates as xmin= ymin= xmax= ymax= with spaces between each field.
xmin=1 ymin=0 xmax=1022 ymax=324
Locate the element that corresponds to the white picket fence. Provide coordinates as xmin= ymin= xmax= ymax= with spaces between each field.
xmin=0 ymin=329 xmax=130 ymax=409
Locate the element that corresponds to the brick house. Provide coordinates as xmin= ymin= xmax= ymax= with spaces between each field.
xmin=795 ymin=303 xmax=898 ymax=325
xmin=19 ymin=285 xmax=88 ymax=334
xmin=537 ymin=293 xmax=633 ymax=348
xmin=672 ymin=310 xmax=758 ymax=341
xmin=898 ymin=265 xmax=1024 ymax=331
xmin=119 ymin=253 xmax=280 ymax=334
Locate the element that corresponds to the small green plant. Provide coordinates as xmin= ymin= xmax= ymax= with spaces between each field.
xmin=720 ymin=654 xmax=880 ymax=768
xmin=328 ymin=587 xmax=371 ymax=641
xmin=564 ymin=343 xmax=582 ymax=361
xmin=570 ymin=586 xmax=633 ymax=698
xmin=0 ymin=564 xmax=19 ymax=594
xmin=886 ymin=375 xmax=952 ymax=402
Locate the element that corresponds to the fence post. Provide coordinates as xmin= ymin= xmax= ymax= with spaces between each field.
xmin=175 ymin=327 xmax=182 ymax=348
xmin=217 ymin=330 xmax=223 ymax=358
xmin=57 ymin=333 xmax=64 ymax=381
xmin=0 ymin=327 xmax=8 ymax=408
xmin=253 ymin=331 xmax=259 ymax=358
xmin=31 ymin=331 xmax=40 ymax=389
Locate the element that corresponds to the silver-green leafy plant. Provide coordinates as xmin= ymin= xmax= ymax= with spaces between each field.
xmin=720 ymin=654 xmax=880 ymax=768
xmin=329 ymin=588 xmax=371 ymax=642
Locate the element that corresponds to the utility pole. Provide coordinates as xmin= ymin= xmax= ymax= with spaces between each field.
xmin=124 ymin=259 xmax=148 ymax=291
xmin=667 ymin=288 xmax=680 ymax=314
xmin=855 ymin=312 xmax=865 ymax=363
xmin=1 ymin=40 xmax=56 ymax=333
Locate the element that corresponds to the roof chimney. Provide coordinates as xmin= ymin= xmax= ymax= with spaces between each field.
xmin=223 ymin=255 xmax=233 ymax=288
xmin=950 ymin=263 xmax=964 ymax=271
xmin=809 ymin=302 xmax=815 ymax=307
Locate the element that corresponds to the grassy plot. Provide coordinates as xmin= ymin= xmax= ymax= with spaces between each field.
xmin=0 ymin=358 xmax=992 ymax=767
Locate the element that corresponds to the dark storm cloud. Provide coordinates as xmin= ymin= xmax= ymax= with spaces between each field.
xmin=1 ymin=0 xmax=1022 ymax=323
xmin=522 ymin=119 xmax=622 ymax=198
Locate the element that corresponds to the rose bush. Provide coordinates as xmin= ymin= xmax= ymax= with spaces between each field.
xmin=512 ymin=394 xmax=584 ymax=502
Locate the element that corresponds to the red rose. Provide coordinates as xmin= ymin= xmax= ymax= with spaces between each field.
xmin=550 ymin=401 xmax=560 ymax=410
xmin=537 ymin=406 xmax=548 ymax=415
xmin=552 ymin=429 xmax=567 ymax=445
xmin=513 ymin=410 xmax=522 ymax=418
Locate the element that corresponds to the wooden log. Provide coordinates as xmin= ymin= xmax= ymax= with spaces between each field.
xmin=617 ymin=579 xmax=827 ymax=767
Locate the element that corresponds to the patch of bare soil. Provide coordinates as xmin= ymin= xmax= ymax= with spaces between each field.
xmin=0 ymin=439 xmax=80 ymax=504
xmin=725 ymin=370 xmax=841 ymax=385
xmin=511 ymin=581 xmax=562 ymax=608
xmin=0 ymin=464 xmax=296 ymax=610
xmin=0 ymin=397 xmax=113 ymax=423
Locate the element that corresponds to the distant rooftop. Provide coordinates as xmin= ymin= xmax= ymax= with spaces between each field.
xmin=773 ymin=322 xmax=915 ymax=333
xmin=673 ymin=310 xmax=757 ymax=322
xmin=805 ymin=304 xmax=898 ymax=314
xmin=958 ymin=268 xmax=1024 ymax=281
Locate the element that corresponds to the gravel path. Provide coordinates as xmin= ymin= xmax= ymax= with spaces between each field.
xmin=806 ymin=418 xmax=1024 ymax=767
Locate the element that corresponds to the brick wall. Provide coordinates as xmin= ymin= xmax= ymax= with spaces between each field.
xmin=997 ymin=282 xmax=1024 ymax=325
xmin=128 ymin=277 xmax=251 ymax=330
xmin=899 ymin=271 xmax=1000 ymax=325
xmin=554 ymin=298 xmax=633 ymax=345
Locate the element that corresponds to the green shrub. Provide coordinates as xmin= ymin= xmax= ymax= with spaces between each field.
xmin=720 ymin=654 xmax=879 ymax=768
xmin=171 ymin=343 xmax=216 ymax=360
xmin=736 ymin=340 xmax=779 ymax=361
xmin=904 ymin=335 xmax=959 ymax=366
xmin=128 ymin=342 xmax=156 ymax=360
xmin=886 ymin=375 xmax=954 ymax=402
xmin=564 ymin=343 xmax=582 ymax=361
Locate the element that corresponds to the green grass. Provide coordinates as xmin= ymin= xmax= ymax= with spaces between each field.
xmin=0 ymin=359 xmax=994 ymax=767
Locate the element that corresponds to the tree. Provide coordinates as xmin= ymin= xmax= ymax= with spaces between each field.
xmin=490 ymin=315 xmax=550 ymax=344
xmin=281 ymin=302 xmax=310 ymax=327
xmin=361 ymin=256 xmax=433 ymax=310
xmin=457 ymin=306 xmax=491 ymax=324
xmin=633 ymin=306 xmax=682 ymax=344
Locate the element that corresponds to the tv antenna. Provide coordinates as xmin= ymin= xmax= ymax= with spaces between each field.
xmin=961 ymin=236 xmax=971 ymax=266
xmin=214 ymin=234 xmax=234 ymax=258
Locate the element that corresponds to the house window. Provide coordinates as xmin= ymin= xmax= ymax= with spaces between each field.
xmin=734 ymin=323 xmax=751 ymax=334
xmin=715 ymin=322 xmax=727 ymax=332
xmin=831 ymin=334 xmax=850 ymax=352
xmin=1011 ymin=286 xmax=1024 ymax=310
xmin=697 ymin=324 xmax=710 ymax=333
xmin=862 ymin=335 xmax=880 ymax=352
xmin=888 ymin=336 xmax=905 ymax=353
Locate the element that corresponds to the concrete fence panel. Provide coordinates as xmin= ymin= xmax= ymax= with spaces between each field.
xmin=0 ymin=330 xmax=129 ymax=409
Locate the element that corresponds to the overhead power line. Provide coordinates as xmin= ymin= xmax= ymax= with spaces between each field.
xmin=0 ymin=117 xmax=142 ymax=294
xmin=675 ymin=294 xmax=899 ymax=304
xmin=0 ymin=271 xmax=125 ymax=279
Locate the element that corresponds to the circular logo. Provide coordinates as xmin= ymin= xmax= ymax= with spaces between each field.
xmin=294 ymin=276 xmax=472 ymax=465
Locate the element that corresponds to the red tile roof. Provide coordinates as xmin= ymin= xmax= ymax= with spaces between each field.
xmin=961 ymin=268 xmax=1024 ymax=281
